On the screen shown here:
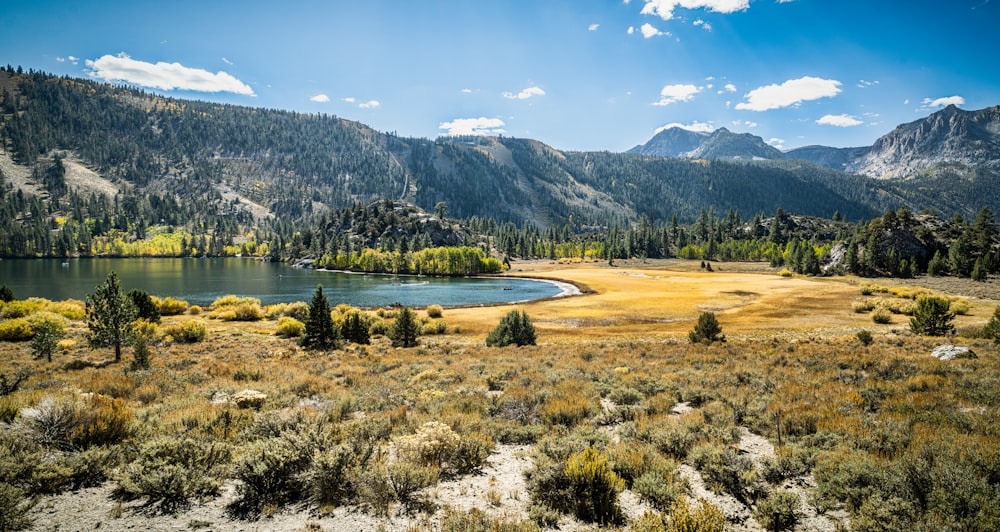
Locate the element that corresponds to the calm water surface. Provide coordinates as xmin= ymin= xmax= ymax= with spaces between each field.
xmin=0 ymin=258 xmax=566 ymax=307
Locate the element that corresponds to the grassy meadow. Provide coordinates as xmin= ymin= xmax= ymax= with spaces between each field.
xmin=1 ymin=259 xmax=998 ymax=531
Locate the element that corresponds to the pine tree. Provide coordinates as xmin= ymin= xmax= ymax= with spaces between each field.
xmin=86 ymin=272 xmax=138 ymax=362
xmin=389 ymin=307 xmax=420 ymax=348
xmin=972 ymin=257 xmax=988 ymax=282
xmin=128 ymin=289 xmax=161 ymax=323
xmin=300 ymin=285 xmax=340 ymax=350
xmin=31 ymin=319 xmax=63 ymax=362
xmin=341 ymin=310 xmax=370 ymax=345
xmin=909 ymin=295 xmax=955 ymax=336
xmin=486 ymin=310 xmax=537 ymax=347
xmin=984 ymin=306 xmax=1000 ymax=345
xmin=689 ymin=311 xmax=725 ymax=344
xmin=927 ymin=250 xmax=948 ymax=276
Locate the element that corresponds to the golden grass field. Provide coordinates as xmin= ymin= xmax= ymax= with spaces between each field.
xmin=2 ymin=259 xmax=998 ymax=531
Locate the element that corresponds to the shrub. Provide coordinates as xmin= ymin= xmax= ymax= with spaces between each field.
xmin=283 ymin=301 xmax=310 ymax=321
xmin=369 ymin=318 xmax=389 ymax=337
xmin=909 ymin=295 xmax=955 ymax=336
xmin=486 ymin=310 xmax=537 ymax=347
xmin=43 ymin=299 xmax=86 ymax=320
xmin=852 ymin=298 xmax=876 ymax=313
xmin=0 ymin=300 xmax=40 ymax=319
xmin=155 ymin=297 xmax=189 ymax=316
xmin=275 ymin=316 xmax=305 ymax=338
xmin=856 ymin=330 xmax=874 ymax=346
xmin=667 ymin=497 xmax=727 ymax=532
xmin=210 ymin=295 xmax=260 ymax=308
xmin=449 ymin=433 xmax=494 ymax=475
xmin=689 ymin=311 xmax=724 ymax=344
xmin=396 ymin=421 xmax=460 ymax=469
xmin=870 ymin=307 xmax=892 ymax=324
xmin=0 ymin=482 xmax=34 ymax=531
xmin=425 ymin=304 xmax=444 ymax=318
xmin=948 ymin=298 xmax=972 ymax=315
xmin=0 ymin=285 xmax=13 ymax=303
xmin=387 ymin=461 xmax=439 ymax=510
xmin=754 ymin=489 xmax=800 ymax=531
xmin=230 ymin=436 xmax=312 ymax=515
xmin=688 ymin=442 xmax=758 ymax=503
xmin=263 ymin=303 xmax=288 ymax=320
xmin=421 ymin=319 xmax=448 ymax=335
xmin=114 ymin=436 xmax=232 ymax=512
xmin=161 ymin=320 xmax=207 ymax=343
xmin=634 ymin=469 xmax=689 ymax=512
xmin=0 ymin=318 xmax=34 ymax=341
xmin=439 ymin=507 xmax=542 ymax=532
xmin=562 ymin=447 xmax=625 ymax=524
xmin=777 ymin=268 xmax=793 ymax=277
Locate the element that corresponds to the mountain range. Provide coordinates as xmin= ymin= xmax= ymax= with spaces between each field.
xmin=1 ymin=68 xmax=998 ymax=233
xmin=630 ymin=104 xmax=1000 ymax=181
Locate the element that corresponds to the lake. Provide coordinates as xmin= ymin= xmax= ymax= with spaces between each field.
xmin=0 ymin=258 xmax=571 ymax=307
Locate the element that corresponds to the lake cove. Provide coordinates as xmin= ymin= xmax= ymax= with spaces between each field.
xmin=0 ymin=258 xmax=571 ymax=307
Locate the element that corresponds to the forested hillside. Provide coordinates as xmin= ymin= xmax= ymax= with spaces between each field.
xmin=0 ymin=66 xmax=996 ymax=265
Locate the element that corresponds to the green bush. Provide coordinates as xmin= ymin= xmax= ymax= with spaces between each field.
xmin=387 ymin=461 xmax=439 ymax=510
xmin=421 ymin=319 xmax=448 ymax=335
xmin=0 ymin=482 xmax=34 ymax=531
xmin=688 ymin=442 xmax=758 ymax=503
xmin=634 ymin=469 xmax=689 ymax=512
xmin=439 ymin=507 xmax=542 ymax=532
xmin=984 ymin=305 xmax=1000 ymax=344
xmin=754 ymin=489 xmax=800 ymax=531
xmin=0 ymin=300 xmax=40 ymax=319
xmin=389 ymin=307 xmax=420 ymax=348
xmin=128 ymin=289 xmax=161 ymax=323
xmin=486 ymin=310 xmax=537 ymax=347
xmin=870 ymin=307 xmax=892 ymax=324
xmin=230 ymin=436 xmax=312 ymax=515
xmin=114 ymin=436 xmax=232 ymax=512
xmin=856 ymin=329 xmax=874 ymax=346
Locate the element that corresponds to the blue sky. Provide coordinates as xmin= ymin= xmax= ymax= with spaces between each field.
xmin=2 ymin=0 xmax=998 ymax=151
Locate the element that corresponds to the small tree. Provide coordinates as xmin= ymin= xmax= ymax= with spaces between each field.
xmin=984 ymin=306 xmax=1000 ymax=345
xmin=87 ymin=272 xmax=138 ymax=362
xmin=486 ymin=310 xmax=537 ymax=347
xmin=971 ymin=257 xmax=988 ymax=282
xmin=341 ymin=310 xmax=371 ymax=345
xmin=0 ymin=285 xmax=13 ymax=302
xmin=909 ymin=295 xmax=955 ymax=336
xmin=300 ymin=285 xmax=340 ymax=350
xmin=689 ymin=311 xmax=724 ymax=344
xmin=389 ymin=307 xmax=420 ymax=348
xmin=31 ymin=319 xmax=64 ymax=362
xmin=128 ymin=289 xmax=161 ymax=323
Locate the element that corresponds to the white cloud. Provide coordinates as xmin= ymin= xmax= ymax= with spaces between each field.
xmin=503 ymin=86 xmax=545 ymax=100
xmin=56 ymin=57 xmax=65 ymax=62
xmin=922 ymin=95 xmax=965 ymax=108
xmin=589 ymin=23 xmax=600 ymax=31
xmin=86 ymin=53 xmax=254 ymax=95
xmin=724 ymin=83 xmax=737 ymax=92
xmin=735 ymin=76 xmax=841 ymax=111
xmin=439 ymin=117 xmax=506 ymax=136
xmin=221 ymin=57 xmax=233 ymax=65
xmin=656 ymin=121 xmax=714 ymax=134
xmin=68 ymin=55 xmax=78 ymax=62
xmin=310 ymin=94 xmax=330 ymax=103
xmin=856 ymin=79 xmax=878 ymax=89
xmin=628 ymin=26 xmax=635 ymax=34
xmin=359 ymin=100 xmax=380 ymax=109
xmin=732 ymin=120 xmax=758 ymax=128
xmin=640 ymin=23 xmax=670 ymax=38
xmin=693 ymin=19 xmax=713 ymax=31
xmin=652 ymin=83 xmax=701 ymax=106
xmin=641 ymin=0 xmax=750 ymax=20
xmin=343 ymin=97 xmax=356 ymax=103
xmin=767 ymin=137 xmax=786 ymax=150
xmin=816 ymin=114 xmax=863 ymax=127
xmin=461 ymin=88 xmax=473 ymax=94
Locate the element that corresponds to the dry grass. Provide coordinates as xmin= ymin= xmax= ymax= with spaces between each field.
xmin=2 ymin=259 xmax=998 ymax=530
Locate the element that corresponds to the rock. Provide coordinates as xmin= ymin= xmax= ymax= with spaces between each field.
xmin=232 ymin=389 xmax=267 ymax=409
xmin=931 ymin=345 xmax=977 ymax=361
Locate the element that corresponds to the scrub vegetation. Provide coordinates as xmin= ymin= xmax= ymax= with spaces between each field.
xmin=0 ymin=260 xmax=998 ymax=531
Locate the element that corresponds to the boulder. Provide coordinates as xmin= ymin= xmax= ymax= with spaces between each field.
xmin=232 ymin=389 xmax=267 ymax=409
xmin=931 ymin=345 xmax=977 ymax=361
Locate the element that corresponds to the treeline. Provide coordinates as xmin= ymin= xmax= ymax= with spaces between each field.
xmin=314 ymin=246 xmax=502 ymax=276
